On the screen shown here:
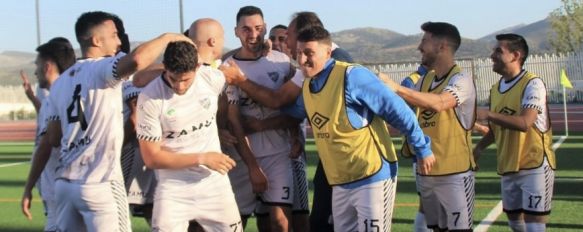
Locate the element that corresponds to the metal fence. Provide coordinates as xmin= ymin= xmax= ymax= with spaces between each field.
xmin=365 ymin=53 xmax=583 ymax=105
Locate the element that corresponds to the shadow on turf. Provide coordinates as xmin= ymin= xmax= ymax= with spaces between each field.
xmin=0 ymin=180 xmax=26 ymax=187
xmin=0 ymin=227 xmax=43 ymax=232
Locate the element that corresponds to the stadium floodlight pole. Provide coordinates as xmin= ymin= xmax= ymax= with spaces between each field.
xmin=35 ymin=0 xmax=41 ymax=46
xmin=179 ymin=0 xmax=184 ymax=33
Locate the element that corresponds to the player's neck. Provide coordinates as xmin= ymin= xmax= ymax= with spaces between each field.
xmin=82 ymin=47 xmax=108 ymax=59
xmin=235 ymin=48 xmax=261 ymax=60
xmin=501 ymin=66 xmax=522 ymax=81
xmin=198 ymin=49 xmax=215 ymax=64
xmin=433 ymin=59 xmax=455 ymax=78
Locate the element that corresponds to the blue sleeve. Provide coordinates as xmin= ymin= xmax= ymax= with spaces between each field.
xmin=282 ymin=93 xmax=307 ymax=120
xmin=346 ymin=67 xmax=432 ymax=158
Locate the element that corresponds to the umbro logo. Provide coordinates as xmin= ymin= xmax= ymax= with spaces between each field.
xmin=420 ymin=110 xmax=436 ymax=120
xmin=311 ymin=112 xmax=329 ymax=129
xmin=499 ymin=107 xmax=516 ymax=115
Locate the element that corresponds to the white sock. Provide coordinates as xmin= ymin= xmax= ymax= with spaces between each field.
xmin=525 ymin=222 xmax=546 ymax=232
xmin=414 ymin=212 xmax=431 ymax=232
xmin=508 ymin=220 xmax=526 ymax=232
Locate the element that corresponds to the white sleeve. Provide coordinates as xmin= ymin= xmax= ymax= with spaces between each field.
xmin=290 ymin=68 xmax=305 ymax=87
xmin=95 ymin=52 xmax=127 ymax=88
xmin=136 ymin=92 xmax=163 ymax=142
xmin=521 ymin=78 xmax=546 ymax=113
xmin=46 ymin=87 xmax=60 ymax=122
xmin=210 ymin=69 xmax=227 ymax=95
xmin=443 ymin=72 xmax=474 ymax=106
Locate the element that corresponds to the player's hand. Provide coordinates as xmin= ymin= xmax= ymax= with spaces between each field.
xmin=476 ymin=109 xmax=490 ymax=121
xmin=249 ymin=166 xmax=268 ymax=193
xmin=20 ymin=70 xmax=35 ymax=100
xmin=21 ymin=190 xmax=33 ymax=220
xmin=473 ymin=122 xmax=490 ymax=136
xmin=218 ymin=129 xmax=237 ymax=146
xmin=472 ymin=147 xmax=482 ymax=171
xmin=417 ymin=154 xmax=435 ymax=175
xmin=199 ymin=152 xmax=236 ymax=175
xmin=219 ymin=60 xmax=246 ymax=84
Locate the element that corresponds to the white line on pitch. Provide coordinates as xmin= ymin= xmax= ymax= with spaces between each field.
xmin=0 ymin=161 xmax=28 ymax=168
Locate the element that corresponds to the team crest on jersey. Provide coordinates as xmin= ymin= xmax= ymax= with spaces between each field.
xmin=268 ymin=72 xmax=279 ymax=83
xmin=199 ymin=98 xmax=211 ymax=109
xmin=498 ymin=107 xmax=516 ymax=115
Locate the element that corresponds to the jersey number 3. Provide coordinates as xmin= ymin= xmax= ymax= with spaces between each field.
xmin=67 ymin=84 xmax=88 ymax=131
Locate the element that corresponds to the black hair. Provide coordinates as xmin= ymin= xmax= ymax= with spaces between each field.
xmin=496 ymin=33 xmax=529 ymax=66
xmin=163 ymin=41 xmax=198 ymax=73
xmin=75 ymin=11 xmax=118 ymax=47
xmin=297 ymin=26 xmax=331 ymax=46
xmin=421 ymin=21 xmax=461 ymax=52
xmin=36 ymin=38 xmax=76 ymax=74
xmin=236 ymin=6 xmax=263 ymax=24
xmin=292 ymin=11 xmax=323 ymax=33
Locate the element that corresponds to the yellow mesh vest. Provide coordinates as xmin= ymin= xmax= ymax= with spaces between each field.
xmin=302 ymin=61 xmax=397 ymax=185
xmin=402 ymin=66 xmax=475 ymax=175
xmin=490 ymin=72 xmax=556 ymax=175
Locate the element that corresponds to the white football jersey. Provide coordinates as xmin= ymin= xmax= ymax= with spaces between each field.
xmin=224 ymin=51 xmax=293 ymax=157
xmin=47 ymin=53 xmax=126 ymax=183
xmin=34 ymin=97 xmax=60 ymax=200
xmin=136 ymin=65 xmax=225 ymax=183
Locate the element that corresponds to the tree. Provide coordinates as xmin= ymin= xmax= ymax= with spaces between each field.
xmin=549 ymin=0 xmax=583 ymax=53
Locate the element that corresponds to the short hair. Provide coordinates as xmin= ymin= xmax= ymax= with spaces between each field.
xmin=496 ymin=33 xmax=529 ymax=66
xmin=270 ymin=24 xmax=287 ymax=34
xmin=36 ymin=38 xmax=76 ymax=74
xmin=163 ymin=41 xmax=198 ymax=74
xmin=236 ymin=6 xmax=263 ymax=24
xmin=292 ymin=11 xmax=323 ymax=32
xmin=112 ymin=15 xmax=130 ymax=53
xmin=421 ymin=22 xmax=461 ymax=52
xmin=297 ymin=26 xmax=332 ymax=46
xmin=47 ymin=37 xmax=73 ymax=50
xmin=75 ymin=11 xmax=118 ymax=46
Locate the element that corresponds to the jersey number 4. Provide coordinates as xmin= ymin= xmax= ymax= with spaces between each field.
xmin=67 ymin=84 xmax=88 ymax=131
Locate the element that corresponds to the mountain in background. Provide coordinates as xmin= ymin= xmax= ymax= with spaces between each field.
xmin=333 ymin=17 xmax=555 ymax=63
xmin=0 ymin=17 xmax=556 ymax=85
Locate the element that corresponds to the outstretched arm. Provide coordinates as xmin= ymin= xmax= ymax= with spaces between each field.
xmin=243 ymin=114 xmax=301 ymax=135
xmin=227 ymin=102 xmax=268 ymax=193
xmin=472 ymin=130 xmax=494 ymax=171
xmin=21 ymin=135 xmax=52 ymax=220
xmin=116 ymin=33 xmax=193 ymax=80
xmin=20 ymin=71 xmax=41 ymax=113
xmin=477 ymin=108 xmax=538 ymax=132
xmin=220 ymin=60 xmax=301 ymax=108
xmin=139 ymin=140 xmax=234 ymax=174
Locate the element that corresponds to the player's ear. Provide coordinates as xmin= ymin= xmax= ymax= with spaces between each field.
xmin=208 ymin=37 xmax=216 ymax=47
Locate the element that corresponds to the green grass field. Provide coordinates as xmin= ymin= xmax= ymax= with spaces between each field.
xmin=0 ymin=135 xmax=582 ymax=232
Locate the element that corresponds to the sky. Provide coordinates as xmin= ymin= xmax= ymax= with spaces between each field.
xmin=0 ymin=0 xmax=562 ymax=53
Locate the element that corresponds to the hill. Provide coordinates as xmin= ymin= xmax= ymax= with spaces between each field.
xmin=333 ymin=18 xmax=554 ymax=63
